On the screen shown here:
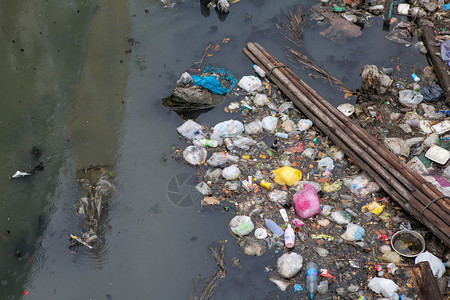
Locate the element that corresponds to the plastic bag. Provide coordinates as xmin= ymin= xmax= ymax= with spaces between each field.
xmin=318 ymin=157 xmax=334 ymax=171
xmin=415 ymin=251 xmax=445 ymax=278
xmin=441 ymin=40 xmax=450 ymax=67
xmin=213 ymin=120 xmax=244 ymax=137
xmin=253 ymin=93 xmax=268 ymax=106
xmin=330 ymin=211 xmax=351 ymax=224
xmin=293 ymin=183 xmax=321 ymax=219
xmin=192 ymin=75 xmax=228 ymax=95
xmin=196 ymin=182 xmax=211 ymax=195
xmin=183 ymin=146 xmax=207 ymax=165
xmin=229 ymin=215 xmax=254 ymax=236
xmin=420 ymin=83 xmax=445 ymax=103
xmin=245 ymin=120 xmax=262 ymax=134
xmin=261 ymin=116 xmax=278 ymax=131
xmin=232 ymin=136 xmax=257 ymax=150
xmin=341 ymin=223 xmax=365 ymax=241
xmin=398 ymin=90 xmax=423 ymax=107
xmin=178 ymin=72 xmax=193 ymax=85
xmin=268 ymin=190 xmax=288 ymax=205
xmin=277 ymin=252 xmax=303 ymax=279
xmin=272 ymin=166 xmax=302 ymax=186
xmin=222 ymin=164 xmax=241 ymax=180
xmin=207 ymin=152 xmax=239 ymax=167
xmin=177 ymin=120 xmax=204 ymax=140
xmin=297 ymin=119 xmax=313 ymax=131
xmin=238 ymin=75 xmax=262 ymax=93
xmin=344 ymin=173 xmax=380 ymax=198
xmin=302 ymin=148 xmax=318 ymax=160
xmin=367 ymin=277 xmax=399 ymax=298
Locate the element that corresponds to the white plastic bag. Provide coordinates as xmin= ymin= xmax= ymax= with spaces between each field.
xmin=399 ymin=90 xmax=423 ymax=107
xmin=277 ymin=252 xmax=303 ymax=279
xmin=297 ymin=119 xmax=313 ymax=131
xmin=213 ymin=120 xmax=244 ymax=138
xmin=253 ymin=93 xmax=268 ymax=106
xmin=415 ymin=251 xmax=446 ymax=278
xmin=245 ymin=120 xmax=263 ymax=134
xmin=341 ymin=223 xmax=365 ymax=241
xmin=222 ymin=164 xmax=241 ymax=180
xmin=268 ymin=190 xmax=288 ymax=204
xmin=177 ymin=120 xmax=204 ymax=140
xmin=232 ymin=136 xmax=257 ymax=150
xmin=183 ymin=146 xmax=207 ymax=165
xmin=262 ymin=116 xmax=278 ymax=131
xmin=318 ymin=157 xmax=334 ymax=171
xmin=229 ymin=215 xmax=254 ymax=236
xmin=238 ymin=75 xmax=262 ymax=93
xmin=368 ymin=277 xmax=399 ymax=298
xmin=207 ymin=152 xmax=239 ymax=167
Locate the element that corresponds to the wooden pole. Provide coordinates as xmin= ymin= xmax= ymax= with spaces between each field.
xmin=411 ymin=261 xmax=444 ymax=300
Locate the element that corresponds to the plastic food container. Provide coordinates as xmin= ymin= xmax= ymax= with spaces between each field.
xmin=391 ymin=230 xmax=425 ymax=258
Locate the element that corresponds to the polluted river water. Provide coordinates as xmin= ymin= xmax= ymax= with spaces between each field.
xmin=0 ymin=0 xmax=429 ymax=299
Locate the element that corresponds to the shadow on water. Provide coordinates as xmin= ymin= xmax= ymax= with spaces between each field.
xmin=0 ymin=0 xmax=430 ymax=299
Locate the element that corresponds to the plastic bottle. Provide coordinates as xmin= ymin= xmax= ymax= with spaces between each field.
xmin=398 ymin=295 xmax=412 ymax=300
xmin=194 ymin=139 xmax=219 ymax=147
xmin=411 ymin=73 xmax=420 ymax=82
xmin=284 ymin=224 xmax=295 ymax=248
xmin=253 ymin=64 xmax=266 ymax=77
xmin=264 ymin=218 xmax=284 ymax=236
xmin=275 ymin=132 xmax=289 ymax=139
xmin=306 ymin=262 xmax=318 ymax=299
xmin=224 ymin=138 xmax=235 ymax=152
xmin=255 ymin=178 xmax=274 ymax=191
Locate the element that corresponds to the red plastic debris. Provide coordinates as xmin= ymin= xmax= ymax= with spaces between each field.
xmin=320 ymin=269 xmax=336 ymax=279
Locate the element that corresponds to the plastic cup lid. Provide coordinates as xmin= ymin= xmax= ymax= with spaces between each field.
xmin=254 ymin=228 xmax=268 ymax=239
xmin=337 ymin=103 xmax=355 ymax=117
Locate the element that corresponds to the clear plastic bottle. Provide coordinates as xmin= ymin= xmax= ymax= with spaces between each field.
xmin=306 ymin=262 xmax=318 ymax=299
xmin=264 ymin=218 xmax=284 ymax=236
xmin=253 ymin=64 xmax=266 ymax=77
xmin=284 ymin=224 xmax=295 ymax=248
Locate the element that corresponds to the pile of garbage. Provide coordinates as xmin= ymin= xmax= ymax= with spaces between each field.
xmin=173 ymin=66 xmax=449 ymax=299
xmin=355 ymin=64 xmax=450 ymax=198
xmin=70 ymin=166 xmax=115 ymax=250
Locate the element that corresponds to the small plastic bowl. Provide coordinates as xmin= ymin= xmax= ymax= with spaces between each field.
xmin=391 ymin=230 xmax=425 ymax=258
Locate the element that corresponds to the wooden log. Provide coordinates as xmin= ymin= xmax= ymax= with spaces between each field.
xmin=411 ymin=261 xmax=444 ymax=300
xmin=244 ymin=44 xmax=450 ymax=245
xmin=248 ymin=42 xmax=450 ymax=224
xmin=420 ymin=25 xmax=450 ymax=102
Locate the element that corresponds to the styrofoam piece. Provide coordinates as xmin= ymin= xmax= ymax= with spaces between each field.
xmin=419 ymin=120 xmax=433 ymax=134
xmin=432 ymin=120 xmax=450 ymax=135
xmin=425 ymin=145 xmax=450 ymax=165
xmin=337 ymin=103 xmax=355 ymax=116
xmin=397 ymin=3 xmax=410 ymax=15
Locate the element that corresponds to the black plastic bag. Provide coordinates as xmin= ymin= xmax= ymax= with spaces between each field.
xmin=420 ymin=83 xmax=444 ymax=103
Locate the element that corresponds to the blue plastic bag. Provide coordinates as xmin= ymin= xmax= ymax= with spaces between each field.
xmin=191 ymin=66 xmax=237 ymax=95
xmin=192 ymin=75 xmax=228 ymax=95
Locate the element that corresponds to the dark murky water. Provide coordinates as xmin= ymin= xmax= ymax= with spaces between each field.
xmin=0 ymin=0 xmax=428 ymax=299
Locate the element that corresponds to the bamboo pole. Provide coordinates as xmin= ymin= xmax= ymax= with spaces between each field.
xmin=243 ymin=44 xmax=450 ymax=245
